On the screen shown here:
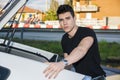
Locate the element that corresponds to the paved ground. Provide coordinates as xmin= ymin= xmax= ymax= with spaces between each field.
xmin=102 ymin=66 xmax=120 ymax=80
xmin=106 ymin=75 xmax=120 ymax=80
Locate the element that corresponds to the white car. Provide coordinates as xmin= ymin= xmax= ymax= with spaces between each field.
xmin=0 ymin=0 xmax=85 ymax=80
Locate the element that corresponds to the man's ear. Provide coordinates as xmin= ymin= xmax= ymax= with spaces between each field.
xmin=74 ymin=16 xmax=77 ymax=23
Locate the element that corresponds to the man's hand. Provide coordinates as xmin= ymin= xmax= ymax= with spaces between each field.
xmin=43 ymin=62 xmax=65 ymax=79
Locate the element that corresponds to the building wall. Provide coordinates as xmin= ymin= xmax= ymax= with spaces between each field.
xmin=74 ymin=0 xmax=120 ymax=20
xmin=93 ymin=0 xmax=120 ymax=19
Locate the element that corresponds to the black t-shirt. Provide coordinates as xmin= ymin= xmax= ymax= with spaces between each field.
xmin=61 ymin=27 xmax=106 ymax=78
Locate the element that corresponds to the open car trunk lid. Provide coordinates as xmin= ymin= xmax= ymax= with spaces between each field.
xmin=0 ymin=0 xmax=28 ymax=30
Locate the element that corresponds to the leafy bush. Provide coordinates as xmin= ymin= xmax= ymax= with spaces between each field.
xmin=13 ymin=39 xmax=120 ymax=61
xmin=99 ymin=40 xmax=120 ymax=60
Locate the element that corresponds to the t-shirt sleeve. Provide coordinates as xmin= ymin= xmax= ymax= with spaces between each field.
xmin=80 ymin=28 xmax=96 ymax=40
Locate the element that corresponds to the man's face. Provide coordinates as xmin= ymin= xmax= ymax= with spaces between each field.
xmin=58 ymin=12 xmax=76 ymax=33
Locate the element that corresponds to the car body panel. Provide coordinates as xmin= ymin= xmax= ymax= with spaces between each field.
xmin=0 ymin=52 xmax=85 ymax=80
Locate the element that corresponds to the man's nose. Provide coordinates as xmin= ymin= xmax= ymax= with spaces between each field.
xmin=63 ymin=20 xmax=67 ymax=25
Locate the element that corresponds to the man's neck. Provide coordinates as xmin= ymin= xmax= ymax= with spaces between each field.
xmin=68 ymin=26 xmax=78 ymax=38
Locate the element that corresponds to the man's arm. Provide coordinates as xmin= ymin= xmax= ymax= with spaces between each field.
xmin=43 ymin=36 xmax=94 ymax=79
xmin=64 ymin=36 xmax=94 ymax=65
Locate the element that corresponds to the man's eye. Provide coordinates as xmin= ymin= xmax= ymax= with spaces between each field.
xmin=66 ymin=17 xmax=70 ymax=20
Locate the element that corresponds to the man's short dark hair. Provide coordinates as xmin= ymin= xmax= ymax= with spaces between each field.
xmin=57 ymin=4 xmax=75 ymax=18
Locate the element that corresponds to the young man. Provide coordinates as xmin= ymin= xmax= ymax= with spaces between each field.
xmin=44 ymin=4 xmax=106 ymax=80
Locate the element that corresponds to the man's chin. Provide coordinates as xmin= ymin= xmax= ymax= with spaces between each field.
xmin=64 ymin=30 xmax=69 ymax=33
xmin=64 ymin=28 xmax=72 ymax=33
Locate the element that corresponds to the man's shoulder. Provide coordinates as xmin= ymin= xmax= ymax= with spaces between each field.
xmin=78 ymin=26 xmax=92 ymax=30
xmin=62 ymin=33 xmax=68 ymax=38
xmin=62 ymin=32 xmax=66 ymax=36
xmin=78 ymin=26 xmax=94 ymax=32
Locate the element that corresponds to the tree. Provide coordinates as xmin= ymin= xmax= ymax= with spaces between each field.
xmin=64 ymin=0 xmax=73 ymax=6
xmin=45 ymin=0 xmax=59 ymax=20
xmin=49 ymin=0 xmax=59 ymax=12
xmin=45 ymin=10 xmax=57 ymax=20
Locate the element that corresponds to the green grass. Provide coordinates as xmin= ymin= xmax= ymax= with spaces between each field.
xmin=11 ymin=38 xmax=120 ymax=68
xmin=13 ymin=39 xmax=63 ymax=56
xmin=99 ymin=40 xmax=120 ymax=61
xmin=12 ymin=39 xmax=120 ymax=61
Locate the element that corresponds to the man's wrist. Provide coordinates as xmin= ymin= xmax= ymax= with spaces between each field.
xmin=61 ymin=59 xmax=68 ymax=66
